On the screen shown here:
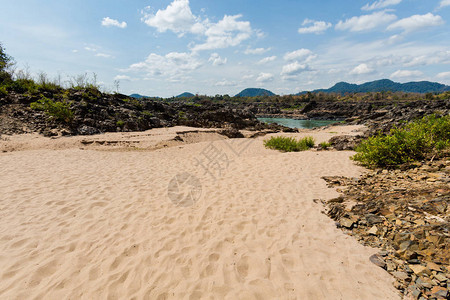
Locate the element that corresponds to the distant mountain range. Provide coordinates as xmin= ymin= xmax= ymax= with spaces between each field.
xmin=235 ymin=88 xmax=275 ymax=97
xmin=298 ymin=79 xmax=450 ymax=95
xmin=176 ymin=92 xmax=195 ymax=98
xmin=130 ymin=93 xmax=147 ymax=99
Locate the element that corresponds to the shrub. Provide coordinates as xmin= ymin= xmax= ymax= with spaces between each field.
xmin=264 ymin=136 xmax=315 ymax=152
xmin=116 ymin=120 xmax=125 ymax=127
xmin=352 ymin=114 xmax=449 ymax=168
xmin=319 ymin=142 xmax=331 ymax=149
xmin=30 ymin=97 xmax=73 ymax=123
xmin=7 ymin=78 xmax=38 ymax=94
xmin=0 ymin=86 xmax=7 ymax=97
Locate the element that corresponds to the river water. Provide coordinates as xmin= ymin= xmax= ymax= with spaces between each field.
xmin=257 ymin=117 xmax=339 ymax=129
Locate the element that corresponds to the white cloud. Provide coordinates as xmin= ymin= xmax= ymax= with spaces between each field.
xmin=298 ymin=19 xmax=332 ymax=34
xmin=361 ymin=0 xmax=402 ymax=11
xmin=141 ymin=0 xmax=255 ymax=51
xmin=256 ymin=72 xmax=274 ymax=82
xmin=192 ymin=15 xmax=253 ymax=51
xmin=336 ymin=11 xmax=397 ymax=32
xmin=208 ymin=53 xmax=227 ymax=66
xmin=387 ymin=13 xmax=444 ymax=33
xmin=281 ymin=62 xmax=310 ymax=76
xmin=439 ymin=0 xmax=450 ymax=9
xmin=349 ymin=63 xmax=375 ymax=75
xmin=402 ymin=50 xmax=450 ymax=67
xmin=214 ymin=80 xmax=236 ymax=86
xmin=244 ymin=47 xmax=271 ymax=55
xmin=101 ymin=17 xmax=127 ymax=29
xmin=95 ymin=53 xmax=112 ymax=58
xmin=284 ymin=49 xmax=315 ymax=61
xmin=258 ymin=56 xmax=277 ymax=64
xmin=114 ymin=75 xmax=131 ymax=81
xmin=390 ymin=70 xmax=423 ymax=79
xmin=84 ymin=46 xmax=97 ymax=52
xmin=437 ymin=71 xmax=450 ymax=78
xmin=127 ymin=52 xmax=202 ymax=78
xmin=141 ymin=0 xmax=205 ymax=35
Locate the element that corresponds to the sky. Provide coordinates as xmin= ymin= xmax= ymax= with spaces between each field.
xmin=1 ymin=0 xmax=450 ymax=97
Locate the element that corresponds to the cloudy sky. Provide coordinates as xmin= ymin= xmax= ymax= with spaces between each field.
xmin=1 ymin=0 xmax=450 ymax=97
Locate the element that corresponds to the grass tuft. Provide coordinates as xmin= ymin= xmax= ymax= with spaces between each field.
xmin=264 ymin=136 xmax=315 ymax=152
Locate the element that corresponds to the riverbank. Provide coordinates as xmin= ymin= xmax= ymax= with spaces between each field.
xmin=0 ymin=125 xmax=400 ymax=299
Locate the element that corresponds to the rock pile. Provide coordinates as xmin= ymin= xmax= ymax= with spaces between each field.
xmin=322 ymin=157 xmax=449 ymax=299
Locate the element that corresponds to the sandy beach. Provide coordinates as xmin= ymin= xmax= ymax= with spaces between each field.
xmin=0 ymin=125 xmax=400 ymax=299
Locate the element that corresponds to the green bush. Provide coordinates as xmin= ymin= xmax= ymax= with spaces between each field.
xmin=0 ymin=86 xmax=7 ymax=97
xmin=352 ymin=114 xmax=450 ymax=168
xmin=116 ymin=120 xmax=124 ymax=127
xmin=30 ymin=97 xmax=73 ymax=123
xmin=319 ymin=142 xmax=331 ymax=149
xmin=264 ymin=136 xmax=315 ymax=152
xmin=7 ymin=78 xmax=38 ymax=94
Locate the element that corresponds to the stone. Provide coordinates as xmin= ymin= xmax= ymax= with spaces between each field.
xmin=408 ymin=285 xmax=422 ymax=299
xmin=365 ymin=214 xmax=384 ymax=225
xmin=427 ymin=262 xmax=442 ymax=272
xmin=339 ymin=218 xmax=354 ymax=229
xmin=434 ymin=273 xmax=447 ymax=283
xmin=430 ymin=286 xmax=448 ymax=299
xmin=392 ymin=271 xmax=409 ymax=281
xmin=409 ymin=265 xmax=429 ymax=276
xmin=368 ymin=225 xmax=378 ymax=235
xmin=415 ymin=277 xmax=433 ymax=289
xmin=369 ymin=254 xmax=386 ymax=269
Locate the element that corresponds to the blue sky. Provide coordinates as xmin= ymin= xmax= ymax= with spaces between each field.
xmin=1 ymin=0 xmax=449 ymax=97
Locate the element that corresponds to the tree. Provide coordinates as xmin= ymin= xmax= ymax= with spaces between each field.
xmin=0 ymin=43 xmax=12 ymax=72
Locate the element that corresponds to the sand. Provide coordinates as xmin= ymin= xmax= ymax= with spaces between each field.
xmin=0 ymin=125 xmax=400 ymax=299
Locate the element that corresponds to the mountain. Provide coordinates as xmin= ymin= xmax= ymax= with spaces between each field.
xmin=176 ymin=92 xmax=195 ymax=98
xmin=130 ymin=93 xmax=147 ymax=99
xmin=298 ymin=79 xmax=450 ymax=95
xmin=235 ymin=88 xmax=275 ymax=97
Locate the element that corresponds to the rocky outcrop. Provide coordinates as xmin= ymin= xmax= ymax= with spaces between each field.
xmin=321 ymin=157 xmax=450 ymax=299
xmin=0 ymin=90 xmax=284 ymax=136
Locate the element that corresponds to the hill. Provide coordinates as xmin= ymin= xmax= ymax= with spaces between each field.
xmin=129 ymin=93 xmax=147 ymax=99
xmin=298 ymin=79 xmax=450 ymax=94
xmin=176 ymin=92 xmax=195 ymax=98
xmin=236 ymin=88 xmax=275 ymax=97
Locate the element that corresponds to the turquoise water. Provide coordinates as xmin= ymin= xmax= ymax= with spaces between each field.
xmin=258 ymin=117 xmax=339 ymax=129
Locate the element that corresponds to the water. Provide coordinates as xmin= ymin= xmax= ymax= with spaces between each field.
xmin=257 ymin=117 xmax=339 ymax=129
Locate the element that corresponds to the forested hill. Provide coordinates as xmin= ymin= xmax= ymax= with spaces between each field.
xmin=298 ymin=79 xmax=450 ymax=94
xmin=236 ymin=88 xmax=275 ymax=97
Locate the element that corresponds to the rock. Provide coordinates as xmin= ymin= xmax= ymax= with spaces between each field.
xmin=409 ymin=265 xmax=429 ymax=276
xmin=339 ymin=218 xmax=354 ymax=229
xmin=392 ymin=271 xmax=409 ymax=281
xmin=218 ymin=128 xmax=244 ymax=138
xmin=415 ymin=277 xmax=433 ymax=289
xmin=427 ymin=262 xmax=443 ymax=272
xmin=369 ymin=254 xmax=386 ymax=269
xmin=368 ymin=225 xmax=378 ymax=235
xmin=430 ymin=286 xmax=448 ymax=299
xmin=328 ymin=135 xmax=360 ymax=151
xmin=77 ymin=125 xmax=100 ymax=135
xmin=434 ymin=273 xmax=447 ymax=283
xmin=365 ymin=214 xmax=384 ymax=225
xmin=407 ymin=285 xmax=422 ymax=299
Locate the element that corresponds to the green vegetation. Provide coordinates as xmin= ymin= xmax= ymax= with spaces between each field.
xmin=352 ymin=115 xmax=450 ymax=168
xmin=116 ymin=120 xmax=125 ymax=127
xmin=30 ymin=97 xmax=73 ymax=123
xmin=264 ymin=136 xmax=315 ymax=152
xmin=319 ymin=142 xmax=331 ymax=149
